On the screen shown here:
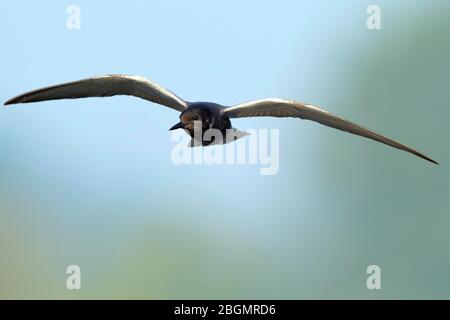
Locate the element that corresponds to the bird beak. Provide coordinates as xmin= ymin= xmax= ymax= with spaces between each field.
xmin=169 ymin=122 xmax=184 ymax=131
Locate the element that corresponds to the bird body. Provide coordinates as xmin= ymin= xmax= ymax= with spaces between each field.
xmin=4 ymin=74 xmax=438 ymax=164
xmin=172 ymin=102 xmax=232 ymax=146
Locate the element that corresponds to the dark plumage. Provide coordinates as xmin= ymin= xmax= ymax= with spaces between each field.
xmin=169 ymin=102 xmax=232 ymax=146
xmin=4 ymin=74 xmax=438 ymax=164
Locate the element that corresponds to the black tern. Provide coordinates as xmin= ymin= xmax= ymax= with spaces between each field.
xmin=4 ymin=74 xmax=437 ymax=164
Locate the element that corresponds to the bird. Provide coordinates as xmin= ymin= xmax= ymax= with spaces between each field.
xmin=4 ymin=74 xmax=438 ymax=164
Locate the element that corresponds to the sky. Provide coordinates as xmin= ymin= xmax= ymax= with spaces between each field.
xmin=0 ymin=1 xmax=449 ymax=299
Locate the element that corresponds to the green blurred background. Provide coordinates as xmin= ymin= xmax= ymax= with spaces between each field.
xmin=0 ymin=1 xmax=449 ymax=299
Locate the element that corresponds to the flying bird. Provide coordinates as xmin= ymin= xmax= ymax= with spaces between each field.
xmin=4 ymin=74 xmax=438 ymax=164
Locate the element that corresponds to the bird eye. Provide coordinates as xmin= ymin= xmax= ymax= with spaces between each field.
xmin=192 ymin=116 xmax=199 ymax=121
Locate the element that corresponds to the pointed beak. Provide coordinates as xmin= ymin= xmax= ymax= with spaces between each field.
xmin=169 ymin=121 xmax=184 ymax=131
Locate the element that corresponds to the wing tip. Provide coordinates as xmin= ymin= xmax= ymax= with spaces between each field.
xmin=4 ymin=98 xmax=16 ymax=106
xmin=4 ymin=95 xmax=27 ymax=106
xmin=415 ymin=152 xmax=439 ymax=165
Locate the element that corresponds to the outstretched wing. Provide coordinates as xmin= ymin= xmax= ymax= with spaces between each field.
xmin=224 ymin=98 xmax=438 ymax=164
xmin=4 ymin=74 xmax=187 ymax=112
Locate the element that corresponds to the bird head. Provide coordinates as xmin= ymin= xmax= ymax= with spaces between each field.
xmin=169 ymin=108 xmax=204 ymax=131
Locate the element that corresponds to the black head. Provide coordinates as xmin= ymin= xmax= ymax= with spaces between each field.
xmin=169 ymin=102 xmax=223 ymax=132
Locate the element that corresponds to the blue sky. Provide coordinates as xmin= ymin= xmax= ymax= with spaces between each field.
xmin=1 ymin=1 xmax=449 ymax=298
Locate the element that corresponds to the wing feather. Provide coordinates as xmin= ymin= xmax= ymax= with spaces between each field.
xmin=4 ymin=75 xmax=187 ymax=112
xmin=224 ymin=98 xmax=438 ymax=164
